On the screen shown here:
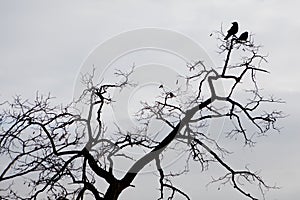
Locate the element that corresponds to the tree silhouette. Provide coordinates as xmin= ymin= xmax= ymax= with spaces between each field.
xmin=0 ymin=26 xmax=284 ymax=200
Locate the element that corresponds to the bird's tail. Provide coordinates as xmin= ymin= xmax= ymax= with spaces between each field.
xmin=224 ymin=34 xmax=229 ymax=40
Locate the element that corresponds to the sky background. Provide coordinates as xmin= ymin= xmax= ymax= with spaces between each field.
xmin=0 ymin=0 xmax=299 ymax=199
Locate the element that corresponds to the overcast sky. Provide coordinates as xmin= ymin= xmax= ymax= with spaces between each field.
xmin=0 ymin=1 xmax=299 ymax=199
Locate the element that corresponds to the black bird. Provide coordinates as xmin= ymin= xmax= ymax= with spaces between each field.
xmin=169 ymin=92 xmax=175 ymax=98
xmin=224 ymin=22 xmax=238 ymax=40
xmin=238 ymin=31 xmax=248 ymax=41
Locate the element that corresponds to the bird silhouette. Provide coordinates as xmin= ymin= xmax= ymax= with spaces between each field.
xmin=238 ymin=31 xmax=248 ymax=41
xmin=224 ymin=22 xmax=238 ymax=40
xmin=169 ymin=92 xmax=175 ymax=98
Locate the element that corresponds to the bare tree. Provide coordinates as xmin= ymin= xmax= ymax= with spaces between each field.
xmin=0 ymin=27 xmax=284 ymax=200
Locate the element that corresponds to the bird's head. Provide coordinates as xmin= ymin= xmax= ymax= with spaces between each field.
xmin=232 ymin=22 xmax=238 ymax=26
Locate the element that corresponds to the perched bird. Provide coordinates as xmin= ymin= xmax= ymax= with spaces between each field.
xmin=238 ymin=31 xmax=248 ymax=41
xmin=169 ymin=92 xmax=175 ymax=98
xmin=224 ymin=22 xmax=238 ymax=40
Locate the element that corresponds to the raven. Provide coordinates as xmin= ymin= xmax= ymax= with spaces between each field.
xmin=238 ymin=31 xmax=248 ymax=41
xmin=224 ymin=22 xmax=238 ymax=40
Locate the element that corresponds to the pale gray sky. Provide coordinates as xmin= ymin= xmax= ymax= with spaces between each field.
xmin=0 ymin=0 xmax=299 ymax=199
